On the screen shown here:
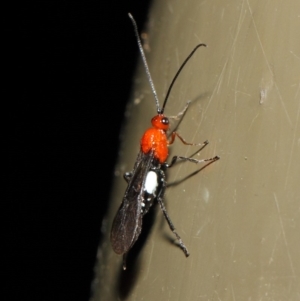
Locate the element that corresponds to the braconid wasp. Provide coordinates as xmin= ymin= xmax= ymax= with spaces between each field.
xmin=111 ymin=13 xmax=220 ymax=270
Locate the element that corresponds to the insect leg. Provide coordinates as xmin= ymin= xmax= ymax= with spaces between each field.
xmin=167 ymin=155 xmax=219 ymax=168
xmin=169 ymin=130 xmax=209 ymax=147
xmin=123 ymin=171 xmax=132 ymax=183
xmin=156 ymin=170 xmax=190 ymax=257
xmin=165 ymin=139 xmax=213 ymax=168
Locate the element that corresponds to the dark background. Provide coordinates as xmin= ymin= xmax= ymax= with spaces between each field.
xmin=6 ymin=1 xmax=152 ymax=300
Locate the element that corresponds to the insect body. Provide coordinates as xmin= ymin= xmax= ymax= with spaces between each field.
xmin=110 ymin=13 xmax=219 ymax=270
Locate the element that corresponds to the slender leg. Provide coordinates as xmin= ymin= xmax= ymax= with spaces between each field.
xmin=169 ymin=131 xmax=208 ymax=146
xmin=156 ymin=170 xmax=190 ymax=257
xmin=168 ymin=102 xmax=207 ymax=147
xmin=157 ymin=197 xmax=190 ymax=257
xmin=167 ymin=155 xmax=220 ymax=168
xmin=123 ymin=172 xmax=132 ymax=183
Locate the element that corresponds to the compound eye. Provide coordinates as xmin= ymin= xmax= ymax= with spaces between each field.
xmin=161 ymin=117 xmax=169 ymax=125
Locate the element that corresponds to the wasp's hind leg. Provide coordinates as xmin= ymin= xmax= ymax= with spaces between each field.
xmin=156 ymin=169 xmax=190 ymax=257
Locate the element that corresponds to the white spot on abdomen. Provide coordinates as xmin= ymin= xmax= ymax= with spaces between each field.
xmin=144 ymin=171 xmax=158 ymax=195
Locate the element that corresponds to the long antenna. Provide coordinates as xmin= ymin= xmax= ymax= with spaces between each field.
xmin=128 ymin=13 xmax=161 ymax=113
xmin=161 ymin=43 xmax=206 ymax=113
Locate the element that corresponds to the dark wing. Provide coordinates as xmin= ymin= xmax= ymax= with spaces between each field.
xmin=111 ymin=151 xmax=154 ymax=255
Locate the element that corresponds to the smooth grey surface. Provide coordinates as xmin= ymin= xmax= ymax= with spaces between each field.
xmin=92 ymin=0 xmax=300 ymax=300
